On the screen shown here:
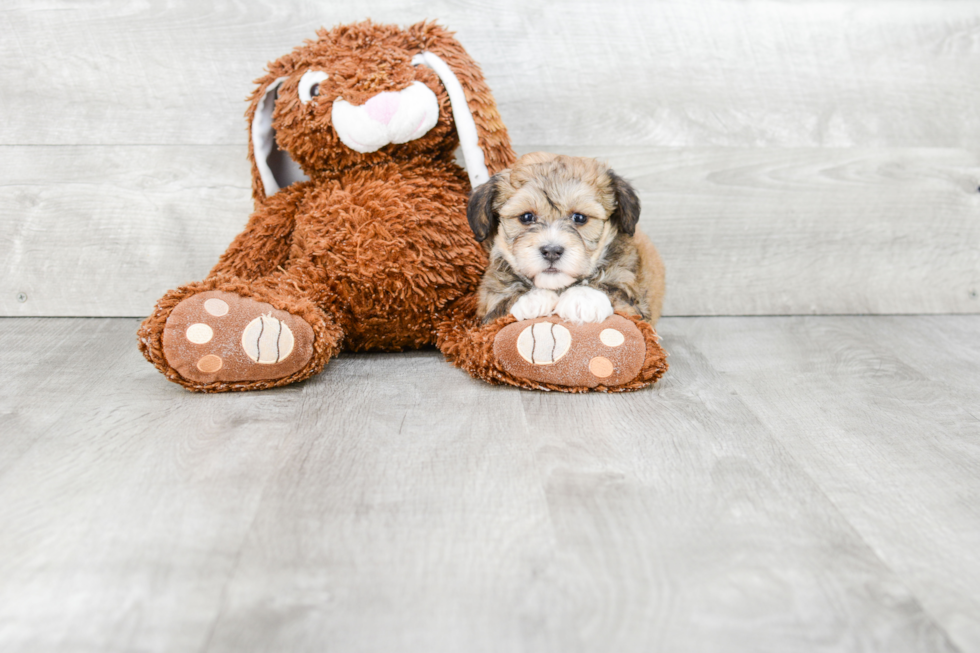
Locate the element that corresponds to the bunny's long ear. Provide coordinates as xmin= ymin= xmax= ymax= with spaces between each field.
xmin=246 ymin=75 xmax=310 ymax=203
xmin=408 ymin=22 xmax=517 ymax=189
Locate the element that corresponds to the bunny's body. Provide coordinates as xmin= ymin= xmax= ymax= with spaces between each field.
xmin=217 ymin=160 xmax=480 ymax=353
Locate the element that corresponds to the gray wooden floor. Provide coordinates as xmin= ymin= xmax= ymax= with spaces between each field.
xmin=1 ymin=315 xmax=978 ymax=653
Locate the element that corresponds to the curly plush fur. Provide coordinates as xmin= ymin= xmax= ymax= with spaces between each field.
xmin=138 ymin=20 xmax=667 ymax=393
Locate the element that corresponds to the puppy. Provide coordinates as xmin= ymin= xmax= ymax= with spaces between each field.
xmin=467 ymin=152 xmax=665 ymax=325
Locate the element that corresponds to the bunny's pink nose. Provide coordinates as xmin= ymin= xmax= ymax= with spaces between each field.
xmin=364 ymin=92 xmax=400 ymax=125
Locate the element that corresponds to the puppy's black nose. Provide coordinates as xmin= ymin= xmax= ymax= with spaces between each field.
xmin=540 ymin=245 xmax=564 ymax=262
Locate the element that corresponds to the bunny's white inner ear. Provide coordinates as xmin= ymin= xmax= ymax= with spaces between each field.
xmin=412 ymin=52 xmax=490 ymax=188
xmin=252 ymin=76 xmax=310 ymax=197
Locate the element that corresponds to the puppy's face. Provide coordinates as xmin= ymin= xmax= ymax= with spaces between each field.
xmin=468 ymin=153 xmax=640 ymax=289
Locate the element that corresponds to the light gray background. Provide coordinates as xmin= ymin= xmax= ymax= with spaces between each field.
xmin=2 ymin=0 xmax=978 ymax=317
xmin=2 ymin=2 xmax=979 ymax=652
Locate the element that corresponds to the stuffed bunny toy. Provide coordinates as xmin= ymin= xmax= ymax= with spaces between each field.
xmin=139 ymin=21 xmax=667 ymax=393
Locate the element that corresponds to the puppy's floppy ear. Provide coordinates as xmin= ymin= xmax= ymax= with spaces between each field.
xmin=607 ymin=170 xmax=641 ymax=236
xmin=408 ymin=21 xmax=517 ymax=188
xmin=467 ymin=174 xmax=502 ymax=242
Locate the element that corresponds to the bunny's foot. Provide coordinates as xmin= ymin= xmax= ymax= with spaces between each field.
xmin=493 ymin=314 xmax=655 ymax=389
xmin=161 ymin=291 xmax=315 ymax=384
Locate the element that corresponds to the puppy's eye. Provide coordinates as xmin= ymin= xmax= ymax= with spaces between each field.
xmin=519 ymin=212 xmax=536 ymax=224
xmin=572 ymin=213 xmax=588 ymax=225
xmin=298 ymin=70 xmax=329 ymax=104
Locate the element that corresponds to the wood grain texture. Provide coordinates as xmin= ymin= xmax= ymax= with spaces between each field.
xmin=0 ymin=319 xmax=320 ymax=653
xmin=0 ymin=318 xmax=132 ymax=476
xmin=685 ymin=315 xmax=980 ymax=651
xmin=2 ymin=316 xmax=976 ymax=652
xmin=2 ymin=1 xmax=979 ymax=148
xmin=198 ymin=352 xmax=553 ymax=653
xmin=881 ymin=315 xmax=980 ymax=417
xmin=515 ymin=340 xmax=955 ymax=652
xmin=2 ymin=145 xmax=977 ymax=317
xmin=0 ymin=146 xmax=252 ymax=316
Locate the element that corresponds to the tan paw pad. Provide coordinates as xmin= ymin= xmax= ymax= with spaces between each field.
xmin=241 ymin=315 xmax=295 ymax=364
xmin=589 ymin=356 xmax=614 ymax=378
xmin=599 ymin=328 xmax=625 ymax=347
xmin=516 ymin=322 xmax=571 ymax=365
xmin=204 ymin=298 xmax=229 ymax=316
xmin=186 ymin=323 xmax=214 ymax=344
xmin=197 ymin=354 xmax=223 ymax=373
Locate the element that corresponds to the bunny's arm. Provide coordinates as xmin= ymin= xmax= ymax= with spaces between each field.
xmin=207 ymin=183 xmax=309 ymax=281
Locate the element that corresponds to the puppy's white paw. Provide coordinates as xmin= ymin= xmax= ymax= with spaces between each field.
xmin=510 ymin=289 xmax=560 ymax=321
xmin=555 ymin=286 xmax=614 ymax=324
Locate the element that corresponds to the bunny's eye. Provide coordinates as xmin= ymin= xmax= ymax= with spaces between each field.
xmin=298 ymin=70 xmax=329 ymax=103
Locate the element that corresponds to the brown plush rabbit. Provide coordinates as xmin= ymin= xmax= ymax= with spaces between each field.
xmin=138 ymin=21 xmax=667 ymax=393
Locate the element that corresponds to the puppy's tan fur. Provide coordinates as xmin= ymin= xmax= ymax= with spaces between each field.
xmin=468 ymin=153 xmax=665 ymax=324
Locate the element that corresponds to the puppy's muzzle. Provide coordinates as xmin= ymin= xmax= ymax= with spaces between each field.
xmin=540 ymin=244 xmax=564 ymax=263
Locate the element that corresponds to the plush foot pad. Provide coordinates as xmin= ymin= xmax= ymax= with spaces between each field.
xmin=162 ymin=290 xmax=314 ymax=384
xmin=493 ymin=314 xmax=646 ymax=388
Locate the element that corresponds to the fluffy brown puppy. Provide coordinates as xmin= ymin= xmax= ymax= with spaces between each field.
xmin=469 ymin=153 xmax=665 ymax=326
